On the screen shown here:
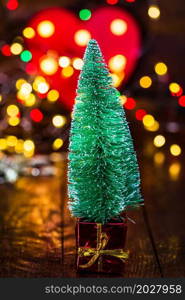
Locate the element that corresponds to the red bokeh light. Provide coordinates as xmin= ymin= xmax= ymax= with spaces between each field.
xmin=135 ymin=109 xmax=147 ymax=120
xmin=106 ymin=0 xmax=119 ymax=4
xmin=124 ymin=97 xmax=136 ymax=110
xmin=178 ymin=95 xmax=185 ymax=107
xmin=125 ymin=0 xmax=135 ymax=3
xmin=1 ymin=44 xmax=11 ymax=56
xmin=30 ymin=109 xmax=43 ymax=122
xmin=6 ymin=0 xmax=18 ymax=11
xmin=171 ymin=87 xmax=183 ymax=97
xmin=25 ymin=62 xmax=37 ymax=75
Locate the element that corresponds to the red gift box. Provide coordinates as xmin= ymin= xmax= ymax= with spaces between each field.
xmin=76 ymin=216 xmax=129 ymax=274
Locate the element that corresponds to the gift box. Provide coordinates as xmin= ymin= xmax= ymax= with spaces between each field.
xmin=76 ymin=215 xmax=129 ymax=274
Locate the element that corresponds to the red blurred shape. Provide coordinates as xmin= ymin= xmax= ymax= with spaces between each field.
xmin=25 ymin=62 xmax=37 ymax=75
xmin=1 ymin=44 xmax=11 ymax=56
xmin=135 ymin=109 xmax=147 ymax=120
xmin=178 ymin=95 xmax=185 ymax=107
xmin=106 ymin=0 xmax=119 ymax=4
xmin=6 ymin=0 xmax=18 ymax=10
xmin=124 ymin=97 xmax=136 ymax=110
xmin=30 ymin=109 xmax=43 ymax=122
xmin=171 ymin=87 xmax=183 ymax=97
xmin=125 ymin=0 xmax=135 ymax=3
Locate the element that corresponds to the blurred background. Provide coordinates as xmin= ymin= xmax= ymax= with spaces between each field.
xmin=0 ymin=0 xmax=185 ymax=277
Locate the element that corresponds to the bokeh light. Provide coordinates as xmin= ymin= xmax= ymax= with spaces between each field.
xmin=148 ymin=5 xmax=160 ymax=19
xmin=59 ymin=56 xmax=70 ymax=68
xmin=8 ymin=117 xmax=20 ymax=126
xmin=110 ymin=19 xmax=127 ymax=36
xmin=20 ymin=50 xmax=32 ymax=62
xmin=16 ymin=78 xmax=27 ymax=90
xmin=52 ymin=138 xmax=64 ymax=150
xmin=74 ymin=30 xmax=91 ymax=46
xmin=143 ymin=114 xmax=155 ymax=127
xmin=7 ymin=104 xmax=19 ymax=117
xmin=73 ymin=58 xmax=84 ymax=70
xmin=61 ymin=66 xmax=74 ymax=78
xmin=79 ymin=9 xmax=92 ymax=21
xmin=23 ymin=27 xmax=35 ymax=39
xmin=145 ymin=120 xmax=160 ymax=132
xmin=124 ymin=97 xmax=136 ymax=110
xmin=153 ymin=135 xmax=166 ymax=147
xmin=40 ymin=56 xmax=58 ymax=75
xmin=154 ymin=62 xmax=168 ymax=76
xmin=52 ymin=115 xmax=66 ymax=128
xmin=178 ymin=95 xmax=185 ymax=107
xmin=108 ymin=55 xmax=127 ymax=72
xmin=6 ymin=135 xmax=17 ymax=147
xmin=37 ymin=20 xmax=55 ymax=38
xmin=169 ymin=82 xmax=180 ymax=94
xmin=47 ymin=89 xmax=59 ymax=102
xmin=154 ymin=152 xmax=165 ymax=165
xmin=139 ymin=76 xmax=152 ymax=88
xmin=37 ymin=82 xmax=49 ymax=94
xmin=30 ymin=109 xmax=43 ymax=122
xmin=169 ymin=162 xmax=181 ymax=180
xmin=170 ymin=144 xmax=181 ymax=156
xmin=0 ymin=138 xmax=7 ymax=150
xmin=106 ymin=0 xmax=118 ymax=4
xmin=10 ymin=43 xmax=23 ymax=55
xmin=135 ymin=109 xmax=147 ymax=121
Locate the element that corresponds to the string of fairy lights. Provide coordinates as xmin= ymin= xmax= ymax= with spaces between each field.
xmin=0 ymin=0 xmax=184 ymax=180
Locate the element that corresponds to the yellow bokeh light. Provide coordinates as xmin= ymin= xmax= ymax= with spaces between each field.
xmin=143 ymin=114 xmax=155 ymax=127
xmin=15 ymin=139 xmax=24 ymax=153
xmin=37 ymin=82 xmax=49 ymax=94
xmin=6 ymin=136 xmax=17 ymax=147
xmin=74 ymin=29 xmax=91 ymax=46
xmin=23 ymin=140 xmax=35 ymax=152
xmin=8 ymin=117 xmax=20 ymax=126
xmin=0 ymin=138 xmax=7 ymax=150
xmin=7 ymin=104 xmax=19 ymax=117
xmin=52 ymin=138 xmax=64 ymax=150
xmin=23 ymin=27 xmax=35 ymax=39
xmin=47 ymin=89 xmax=59 ymax=102
xmin=16 ymin=78 xmax=27 ymax=90
xmin=108 ymin=55 xmax=127 ymax=72
xmin=120 ymin=95 xmax=127 ymax=105
xmin=10 ymin=43 xmax=23 ymax=55
xmin=170 ymin=144 xmax=181 ymax=156
xmin=169 ymin=82 xmax=180 ymax=93
xmin=32 ymin=76 xmax=46 ymax=91
xmin=24 ymin=93 xmax=36 ymax=106
xmin=0 ymin=95 xmax=2 ymax=102
xmin=61 ymin=66 xmax=74 ymax=78
xmin=40 ymin=56 xmax=58 ymax=75
xmin=20 ymin=82 xmax=32 ymax=96
xmin=24 ymin=149 xmax=34 ymax=158
xmin=153 ymin=135 xmax=166 ymax=147
xmin=154 ymin=152 xmax=165 ymax=165
xmin=145 ymin=121 xmax=160 ymax=132
xmin=37 ymin=20 xmax=55 ymax=38
xmin=169 ymin=162 xmax=181 ymax=180
xmin=59 ymin=56 xmax=71 ymax=68
xmin=154 ymin=62 xmax=168 ymax=76
xmin=148 ymin=6 xmax=160 ymax=19
xmin=52 ymin=115 xmax=66 ymax=128
xmin=110 ymin=73 xmax=124 ymax=88
xmin=110 ymin=19 xmax=127 ymax=36
xmin=73 ymin=58 xmax=84 ymax=70
xmin=139 ymin=76 xmax=152 ymax=88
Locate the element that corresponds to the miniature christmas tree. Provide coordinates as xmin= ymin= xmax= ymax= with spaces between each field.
xmin=68 ymin=39 xmax=142 ymax=224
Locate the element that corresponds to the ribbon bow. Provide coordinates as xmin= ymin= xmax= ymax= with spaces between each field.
xmin=78 ymin=224 xmax=129 ymax=269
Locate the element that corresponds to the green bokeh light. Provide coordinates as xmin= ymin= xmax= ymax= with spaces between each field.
xmin=20 ymin=50 xmax=32 ymax=62
xmin=79 ymin=9 xmax=92 ymax=21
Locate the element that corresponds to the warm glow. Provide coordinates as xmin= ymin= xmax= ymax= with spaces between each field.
xmin=37 ymin=82 xmax=49 ymax=94
xmin=37 ymin=20 xmax=55 ymax=38
xmin=139 ymin=76 xmax=152 ymax=88
xmin=25 ymin=93 xmax=36 ymax=106
xmin=53 ymin=138 xmax=64 ymax=150
xmin=16 ymin=78 xmax=27 ymax=90
xmin=47 ymin=89 xmax=59 ymax=102
xmin=7 ymin=104 xmax=19 ymax=117
xmin=0 ymin=138 xmax=7 ymax=150
xmin=52 ymin=115 xmax=66 ymax=128
xmin=169 ymin=163 xmax=181 ymax=180
xmin=0 ymin=95 xmax=2 ymax=102
xmin=143 ymin=114 xmax=155 ymax=127
xmin=6 ymin=135 xmax=17 ymax=147
xmin=20 ymin=83 xmax=32 ymax=96
xmin=148 ymin=6 xmax=160 ymax=19
xmin=23 ymin=27 xmax=35 ymax=39
xmin=40 ymin=56 xmax=58 ymax=75
xmin=145 ymin=120 xmax=160 ymax=132
xmin=10 ymin=43 xmax=23 ymax=55
xmin=110 ymin=19 xmax=127 ymax=36
xmin=170 ymin=144 xmax=181 ymax=156
xmin=108 ymin=55 xmax=127 ymax=72
xmin=15 ymin=139 xmax=24 ymax=153
xmin=8 ymin=117 xmax=20 ymax=126
xmin=169 ymin=82 xmax=180 ymax=94
xmin=120 ymin=95 xmax=127 ymax=105
xmin=74 ymin=29 xmax=91 ymax=46
xmin=73 ymin=58 xmax=84 ymax=70
xmin=33 ymin=76 xmax=46 ymax=91
xmin=61 ymin=66 xmax=74 ymax=78
xmin=23 ymin=140 xmax=35 ymax=152
xmin=59 ymin=56 xmax=71 ymax=68
xmin=154 ymin=152 xmax=165 ymax=165
xmin=153 ymin=135 xmax=166 ymax=147
xmin=154 ymin=62 xmax=168 ymax=76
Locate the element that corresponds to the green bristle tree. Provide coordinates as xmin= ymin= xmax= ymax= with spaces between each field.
xmin=68 ymin=39 xmax=142 ymax=224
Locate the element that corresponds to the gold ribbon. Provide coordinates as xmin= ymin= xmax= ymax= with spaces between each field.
xmin=78 ymin=223 xmax=129 ymax=269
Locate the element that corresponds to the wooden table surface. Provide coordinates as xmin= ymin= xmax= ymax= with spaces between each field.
xmin=0 ymin=157 xmax=185 ymax=278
